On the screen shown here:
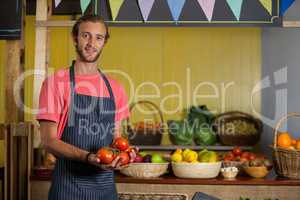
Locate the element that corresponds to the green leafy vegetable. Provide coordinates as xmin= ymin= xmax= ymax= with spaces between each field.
xmin=168 ymin=120 xmax=193 ymax=145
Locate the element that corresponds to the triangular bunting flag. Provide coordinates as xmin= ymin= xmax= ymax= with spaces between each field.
xmin=54 ymin=0 xmax=62 ymax=8
xmin=259 ymin=0 xmax=272 ymax=15
xmin=80 ymin=0 xmax=91 ymax=14
xmin=138 ymin=0 xmax=155 ymax=21
xmin=167 ymin=0 xmax=186 ymax=22
xmin=280 ymin=0 xmax=295 ymax=16
xmin=226 ymin=0 xmax=244 ymax=20
xmin=197 ymin=0 xmax=216 ymax=21
xmin=109 ymin=0 xmax=125 ymax=21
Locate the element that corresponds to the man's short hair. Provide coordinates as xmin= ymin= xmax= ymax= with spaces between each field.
xmin=72 ymin=15 xmax=110 ymax=41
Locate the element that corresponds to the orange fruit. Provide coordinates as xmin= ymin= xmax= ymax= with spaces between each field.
xmin=296 ymin=140 xmax=300 ymax=150
xmin=277 ymin=132 xmax=292 ymax=148
xmin=292 ymin=139 xmax=297 ymax=145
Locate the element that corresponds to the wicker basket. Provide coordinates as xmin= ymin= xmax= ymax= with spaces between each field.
xmin=126 ymin=101 xmax=164 ymax=145
xmin=120 ymin=163 xmax=169 ymax=178
xmin=272 ymin=112 xmax=300 ymax=179
xmin=213 ymin=111 xmax=262 ymax=146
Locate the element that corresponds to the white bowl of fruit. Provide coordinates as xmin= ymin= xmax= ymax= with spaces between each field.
xmin=171 ymin=149 xmax=222 ymax=178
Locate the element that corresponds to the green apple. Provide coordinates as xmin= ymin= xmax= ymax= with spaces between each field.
xmin=151 ymin=153 xmax=167 ymax=163
xmin=199 ymin=151 xmax=218 ymax=163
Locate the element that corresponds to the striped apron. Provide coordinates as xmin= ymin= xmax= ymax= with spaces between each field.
xmin=48 ymin=62 xmax=118 ymax=200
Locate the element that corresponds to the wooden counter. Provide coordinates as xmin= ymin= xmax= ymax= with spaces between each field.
xmin=31 ymin=170 xmax=300 ymax=186
xmin=30 ymin=170 xmax=300 ymax=200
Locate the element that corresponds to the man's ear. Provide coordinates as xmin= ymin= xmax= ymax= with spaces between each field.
xmin=73 ymin=36 xmax=78 ymax=44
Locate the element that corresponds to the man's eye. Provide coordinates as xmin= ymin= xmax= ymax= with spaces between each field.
xmin=81 ymin=33 xmax=89 ymax=38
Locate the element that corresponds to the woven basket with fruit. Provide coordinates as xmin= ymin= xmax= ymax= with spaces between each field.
xmin=213 ymin=111 xmax=263 ymax=146
xmin=271 ymin=112 xmax=300 ymax=179
xmin=120 ymin=152 xmax=169 ymax=178
xmin=126 ymin=101 xmax=164 ymax=145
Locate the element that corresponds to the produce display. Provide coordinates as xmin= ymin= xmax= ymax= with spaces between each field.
xmin=168 ymin=105 xmax=217 ymax=146
xmin=171 ymin=148 xmax=221 ymax=179
xmin=96 ymin=137 xmax=133 ymax=166
xmin=119 ymin=151 xmax=169 ymax=178
xmin=222 ymin=147 xmax=261 ymax=163
xmin=277 ymin=132 xmax=300 ymax=150
xmin=223 ymin=119 xmax=257 ymax=136
xmin=221 ymin=146 xmax=273 ymax=179
xmin=171 ymin=148 xmax=219 ymax=163
xmin=167 ymin=120 xmax=194 ymax=145
xmin=133 ymin=151 xmax=168 ymax=163
xmin=213 ymin=111 xmax=262 ymax=146
xmin=242 ymin=158 xmax=272 ymax=170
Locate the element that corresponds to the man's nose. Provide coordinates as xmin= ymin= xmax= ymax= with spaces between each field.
xmin=87 ymin=36 xmax=97 ymax=46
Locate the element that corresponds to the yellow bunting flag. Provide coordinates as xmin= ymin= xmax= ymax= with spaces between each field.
xmin=109 ymin=0 xmax=125 ymax=21
xmin=259 ymin=0 xmax=272 ymax=15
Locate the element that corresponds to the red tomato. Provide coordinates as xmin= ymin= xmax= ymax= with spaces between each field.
xmin=223 ymin=152 xmax=234 ymax=161
xmin=223 ymin=155 xmax=233 ymax=161
xmin=234 ymin=156 xmax=241 ymax=161
xmin=241 ymin=151 xmax=250 ymax=160
xmin=248 ymin=153 xmax=256 ymax=161
xmin=97 ymin=148 xmax=114 ymax=164
xmin=227 ymin=152 xmax=235 ymax=159
xmin=118 ymin=152 xmax=130 ymax=166
xmin=113 ymin=137 xmax=129 ymax=151
xmin=232 ymin=147 xmax=242 ymax=156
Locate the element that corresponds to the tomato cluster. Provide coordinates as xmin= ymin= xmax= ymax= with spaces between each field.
xmin=96 ymin=137 xmax=133 ymax=166
xmin=223 ymin=147 xmax=261 ymax=163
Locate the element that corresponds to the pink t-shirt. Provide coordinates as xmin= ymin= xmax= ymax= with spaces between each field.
xmin=36 ymin=68 xmax=130 ymax=139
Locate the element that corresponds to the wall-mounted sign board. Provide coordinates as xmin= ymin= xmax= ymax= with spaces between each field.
xmin=29 ymin=0 xmax=282 ymax=27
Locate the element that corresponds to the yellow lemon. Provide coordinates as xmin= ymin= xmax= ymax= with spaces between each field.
xmin=184 ymin=151 xmax=198 ymax=162
xmin=182 ymin=149 xmax=191 ymax=158
xmin=171 ymin=153 xmax=183 ymax=162
xmin=174 ymin=149 xmax=183 ymax=155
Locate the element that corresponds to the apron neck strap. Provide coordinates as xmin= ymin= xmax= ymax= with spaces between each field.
xmin=69 ymin=60 xmax=115 ymax=99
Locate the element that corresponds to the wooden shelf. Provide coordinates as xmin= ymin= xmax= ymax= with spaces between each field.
xmin=136 ymin=145 xmax=253 ymax=151
xmin=115 ymin=171 xmax=300 ymax=186
xmin=31 ymin=170 xmax=300 ymax=186
xmin=36 ymin=20 xmax=75 ymax=27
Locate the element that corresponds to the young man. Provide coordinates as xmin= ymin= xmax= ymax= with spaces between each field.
xmin=37 ymin=15 xmax=135 ymax=199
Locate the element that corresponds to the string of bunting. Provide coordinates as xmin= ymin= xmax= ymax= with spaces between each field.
xmin=53 ymin=0 xmax=295 ymax=21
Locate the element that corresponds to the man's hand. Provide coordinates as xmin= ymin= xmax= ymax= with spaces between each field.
xmin=87 ymin=153 xmax=128 ymax=170
xmin=127 ymin=147 xmax=139 ymax=163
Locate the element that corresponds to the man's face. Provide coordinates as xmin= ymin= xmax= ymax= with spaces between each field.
xmin=75 ymin=21 xmax=107 ymax=63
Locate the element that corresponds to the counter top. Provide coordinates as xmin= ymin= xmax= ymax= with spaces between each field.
xmin=31 ymin=170 xmax=300 ymax=186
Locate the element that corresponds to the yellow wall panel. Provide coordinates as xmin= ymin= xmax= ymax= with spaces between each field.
xmin=0 ymin=16 xmax=261 ymax=130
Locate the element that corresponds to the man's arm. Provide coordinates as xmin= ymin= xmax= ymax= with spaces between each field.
xmin=40 ymin=121 xmax=89 ymax=162
xmin=40 ymin=120 xmax=123 ymax=168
